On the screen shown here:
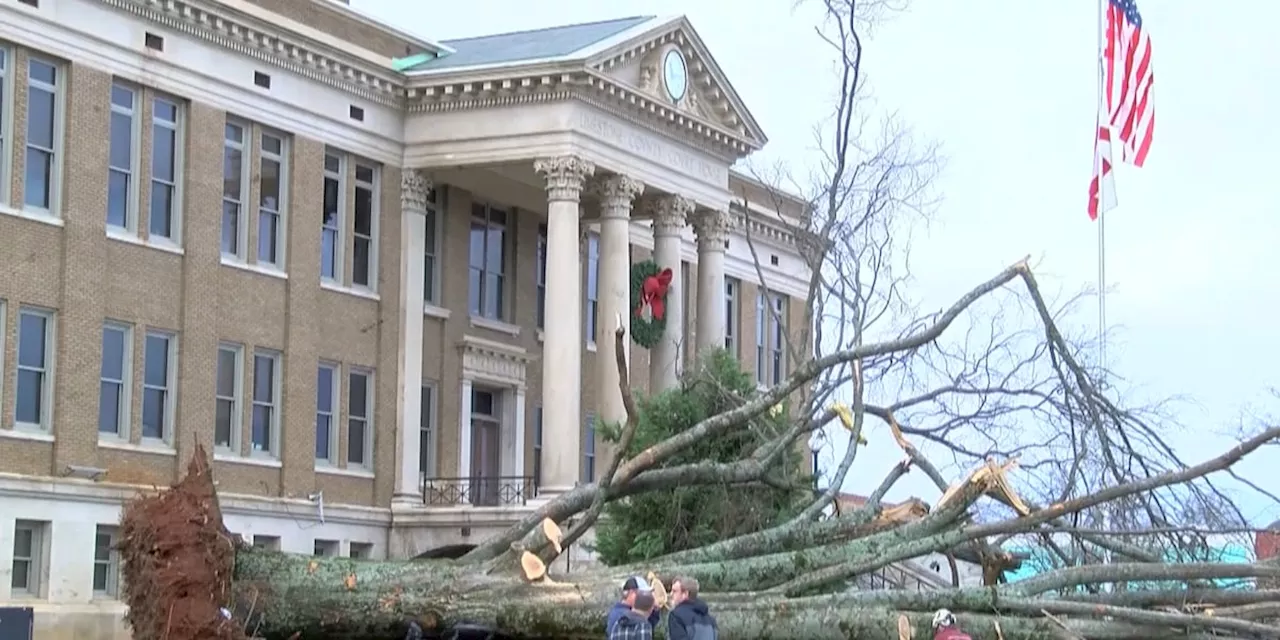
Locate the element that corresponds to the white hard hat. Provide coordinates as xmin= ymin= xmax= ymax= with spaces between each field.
xmin=932 ymin=609 xmax=955 ymax=628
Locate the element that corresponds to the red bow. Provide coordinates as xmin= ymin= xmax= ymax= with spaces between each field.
xmin=635 ymin=268 xmax=674 ymax=320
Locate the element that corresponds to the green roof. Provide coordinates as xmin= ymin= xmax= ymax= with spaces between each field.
xmin=404 ymin=16 xmax=654 ymax=72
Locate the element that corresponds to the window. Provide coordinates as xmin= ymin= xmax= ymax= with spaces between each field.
xmin=770 ymin=294 xmax=788 ymax=385
xmin=99 ymin=323 xmax=131 ymax=437
xmin=349 ymin=542 xmax=373 ymax=559
xmin=533 ymin=407 xmax=543 ymax=490
xmin=16 ymin=307 xmax=53 ymax=429
xmin=107 ymin=83 xmax=137 ymax=230
xmin=755 ymin=292 xmax=767 ymax=385
xmin=10 ymin=520 xmax=44 ymax=596
xmin=257 ymin=132 xmax=286 ymax=267
xmin=423 ymin=186 xmax=440 ymax=305
xmin=251 ymin=535 xmax=280 ymax=550
xmin=141 ymin=332 xmax=175 ymax=442
xmin=468 ymin=202 xmax=507 ymax=319
xmin=352 ymin=163 xmax=377 ymax=289
xmin=320 ymin=152 xmax=343 ymax=282
xmin=24 ymin=58 xmax=60 ymax=212
xmin=93 ymin=525 xmax=121 ymax=598
xmin=214 ymin=344 xmax=243 ymax=452
xmin=347 ymin=369 xmax=372 ymax=467
xmin=419 ymin=383 xmax=436 ymax=477
xmin=756 ymin=290 xmax=790 ymax=386
xmin=251 ymin=350 xmax=280 ymax=456
xmin=725 ymin=278 xmax=740 ymax=354
xmin=535 ymin=225 xmax=547 ymax=329
xmin=585 ymin=232 xmax=599 ymax=344
xmin=582 ymin=414 xmax=596 ymax=484
xmin=313 ymin=539 xmax=339 ymax=557
xmin=149 ymin=97 xmax=181 ymax=241
xmin=315 ymin=363 xmax=338 ymax=464
xmin=222 ymin=121 xmax=248 ymax=258
xmin=679 ymin=262 xmax=691 ymax=367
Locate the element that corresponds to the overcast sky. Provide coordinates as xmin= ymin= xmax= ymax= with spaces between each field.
xmin=352 ymin=0 xmax=1280 ymax=525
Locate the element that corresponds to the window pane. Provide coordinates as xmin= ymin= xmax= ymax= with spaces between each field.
xmin=101 ymin=327 xmax=124 ymax=378
xmin=24 ymin=148 xmax=51 ymax=209
xmin=349 ymin=374 xmax=367 ymax=416
xmin=153 ymin=99 xmax=177 ymax=123
xmin=260 ymin=159 xmax=280 ymax=209
xmin=222 ymin=201 xmax=240 ymax=255
xmin=215 ymin=399 xmax=233 ymax=446
xmin=321 ymin=228 xmax=338 ymax=278
xmin=252 ymin=406 xmax=271 ymax=450
xmin=216 ymin=349 xmax=235 ymax=396
xmin=151 ymin=124 xmax=175 ymax=182
xmin=149 ymin=183 xmax=173 ymax=237
xmin=26 ymin=86 xmax=54 ymax=148
xmin=354 ymin=188 xmax=372 ymax=235
xmin=108 ymin=170 xmax=130 ymax=228
xmin=109 ymin=112 xmax=132 ymax=170
xmin=16 ymin=370 xmax=43 ymax=423
xmin=468 ymin=268 xmax=482 ymax=315
xmin=323 ymin=177 xmax=339 ymax=224
xmin=484 ymin=273 xmax=502 ymax=319
xmin=315 ymin=414 xmax=331 ymax=459
xmin=111 ymin=84 xmax=133 ymax=109
xmin=142 ymin=388 xmax=165 ymax=439
xmin=485 ymin=227 xmax=504 ymax=273
xmin=348 ymin=419 xmax=365 ymax=464
xmin=18 ymin=314 xmax=46 ymax=368
xmin=316 ymin=367 xmax=333 ymax=412
xmin=144 ymin=335 xmax=169 ymax=387
xmin=468 ymin=223 xmax=486 ymax=269
xmin=355 ymin=165 xmax=374 ymax=183
xmin=99 ymin=381 xmax=121 ymax=434
xmin=352 ymin=238 xmax=370 ymax=285
xmin=258 ymin=212 xmax=278 ymax=264
xmin=424 ymin=212 xmax=437 ymax=252
xmin=253 ymin=356 xmax=274 ymax=402
xmin=223 ymin=147 xmax=242 ymax=199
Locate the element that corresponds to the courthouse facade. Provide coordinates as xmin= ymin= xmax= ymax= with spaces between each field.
xmin=0 ymin=0 xmax=812 ymax=635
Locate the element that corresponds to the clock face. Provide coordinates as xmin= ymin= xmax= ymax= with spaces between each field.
xmin=662 ymin=49 xmax=687 ymax=103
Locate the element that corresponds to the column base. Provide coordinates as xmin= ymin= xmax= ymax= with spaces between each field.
xmin=391 ymin=493 xmax=424 ymax=508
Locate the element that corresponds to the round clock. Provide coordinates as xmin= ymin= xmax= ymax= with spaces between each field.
xmin=662 ymin=48 xmax=687 ymax=103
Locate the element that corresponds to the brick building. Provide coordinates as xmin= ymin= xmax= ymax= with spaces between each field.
xmin=0 ymin=0 xmax=812 ymax=636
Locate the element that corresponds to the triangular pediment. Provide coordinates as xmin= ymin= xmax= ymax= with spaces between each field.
xmin=584 ymin=17 xmax=768 ymax=151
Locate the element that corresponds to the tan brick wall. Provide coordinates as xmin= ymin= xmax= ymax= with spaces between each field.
xmin=0 ymin=44 xmax=405 ymax=508
xmin=242 ymin=0 xmax=420 ymax=59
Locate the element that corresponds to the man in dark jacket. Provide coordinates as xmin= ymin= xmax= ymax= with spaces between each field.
xmin=667 ymin=575 xmax=717 ymax=640
xmin=606 ymin=576 xmax=660 ymax=634
xmin=608 ymin=592 xmax=656 ymax=640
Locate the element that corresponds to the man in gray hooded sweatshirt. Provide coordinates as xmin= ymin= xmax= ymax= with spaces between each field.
xmin=667 ymin=576 xmax=717 ymax=640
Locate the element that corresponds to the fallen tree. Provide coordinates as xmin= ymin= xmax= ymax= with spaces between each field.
xmin=118 ymin=259 xmax=1280 ymax=639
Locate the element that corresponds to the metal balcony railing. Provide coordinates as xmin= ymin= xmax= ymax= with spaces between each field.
xmin=421 ymin=475 xmax=537 ymax=507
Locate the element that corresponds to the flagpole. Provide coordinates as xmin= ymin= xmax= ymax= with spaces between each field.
xmin=1095 ymin=0 xmax=1108 ymax=381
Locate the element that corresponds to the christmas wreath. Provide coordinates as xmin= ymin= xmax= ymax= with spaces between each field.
xmin=630 ymin=260 xmax=673 ymax=349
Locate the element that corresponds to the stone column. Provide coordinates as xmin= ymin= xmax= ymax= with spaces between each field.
xmin=593 ymin=175 xmax=644 ymax=426
xmin=533 ymin=155 xmax=595 ymax=497
xmin=393 ymin=169 xmax=429 ymax=505
xmin=457 ymin=378 xmax=473 ymax=504
xmin=693 ymin=208 xmax=733 ymax=354
xmin=648 ymin=195 xmax=693 ymax=392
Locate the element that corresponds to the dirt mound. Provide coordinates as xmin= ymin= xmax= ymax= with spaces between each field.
xmin=118 ymin=445 xmax=246 ymax=640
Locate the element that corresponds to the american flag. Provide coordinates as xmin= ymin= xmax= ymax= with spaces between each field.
xmin=1087 ymin=0 xmax=1154 ymax=220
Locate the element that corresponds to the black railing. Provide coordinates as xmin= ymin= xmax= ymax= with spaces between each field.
xmin=422 ymin=475 xmax=537 ymax=507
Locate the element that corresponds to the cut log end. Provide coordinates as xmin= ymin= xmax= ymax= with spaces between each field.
xmin=520 ymin=551 xmax=547 ymax=582
xmin=541 ymin=517 xmax=564 ymax=555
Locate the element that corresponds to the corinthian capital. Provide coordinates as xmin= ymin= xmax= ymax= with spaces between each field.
xmin=400 ymin=169 xmax=432 ymax=213
xmin=692 ymin=208 xmax=734 ymax=246
xmin=648 ymin=194 xmax=694 ymax=235
xmin=534 ymin=155 xmax=596 ymax=203
xmin=592 ymin=175 xmax=645 ymax=219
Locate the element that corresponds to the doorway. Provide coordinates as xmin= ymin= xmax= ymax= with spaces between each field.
xmin=469 ymin=387 xmax=503 ymax=506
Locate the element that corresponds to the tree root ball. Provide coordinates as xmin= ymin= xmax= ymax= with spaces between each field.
xmin=118 ymin=445 xmax=245 ymax=640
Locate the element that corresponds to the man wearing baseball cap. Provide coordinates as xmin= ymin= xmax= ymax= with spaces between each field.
xmin=605 ymin=576 xmax=660 ymax=634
